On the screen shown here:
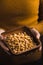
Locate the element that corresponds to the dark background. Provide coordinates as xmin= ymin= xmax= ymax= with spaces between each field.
xmin=38 ymin=0 xmax=43 ymax=21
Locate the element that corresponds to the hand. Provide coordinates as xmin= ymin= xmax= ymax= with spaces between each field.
xmin=0 ymin=28 xmax=9 ymax=51
xmin=31 ymin=28 xmax=40 ymax=39
xmin=0 ymin=28 xmax=40 ymax=51
xmin=0 ymin=41 xmax=9 ymax=51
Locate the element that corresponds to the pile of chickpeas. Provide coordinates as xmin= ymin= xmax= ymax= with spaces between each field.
xmin=6 ymin=32 xmax=36 ymax=54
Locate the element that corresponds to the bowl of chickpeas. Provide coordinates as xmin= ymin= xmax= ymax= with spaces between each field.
xmin=1 ymin=26 xmax=42 ymax=65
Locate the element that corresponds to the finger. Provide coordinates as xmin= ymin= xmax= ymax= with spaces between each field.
xmin=0 ymin=41 xmax=9 ymax=51
xmin=0 ymin=28 xmax=5 ymax=40
xmin=0 ymin=28 xmax=5 ymax=35
xmin=31 ymin=28 xmax=40 ymax=39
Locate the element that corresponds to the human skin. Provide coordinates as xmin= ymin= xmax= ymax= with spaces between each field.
xmin=0 ymin=28 xmax=40 ymax=51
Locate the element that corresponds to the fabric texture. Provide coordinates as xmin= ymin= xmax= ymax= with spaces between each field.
xmin=0 ymin=0 xmax=39 ymax=26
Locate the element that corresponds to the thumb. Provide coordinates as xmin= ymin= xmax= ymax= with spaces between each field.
xmin=31 ymin=28 xmax=40 ymax=39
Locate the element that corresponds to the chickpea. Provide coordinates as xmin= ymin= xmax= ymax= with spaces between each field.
xmin=6 ymin=32 xmax=36 ymax=54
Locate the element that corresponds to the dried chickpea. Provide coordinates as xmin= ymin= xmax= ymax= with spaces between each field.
xmin=6 ymin=32 xmax=36 ymax=54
